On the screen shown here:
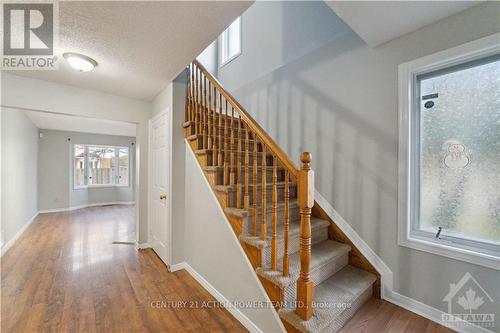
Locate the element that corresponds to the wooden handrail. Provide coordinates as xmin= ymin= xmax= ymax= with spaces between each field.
xmin=193 ymin=59 xmax=299 ymax=179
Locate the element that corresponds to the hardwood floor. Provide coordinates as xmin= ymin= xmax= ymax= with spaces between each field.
xmin=1 ymin=205 xmax=247 ymax=333
xmin=1 ymin=204 xmax=454 ymax=333
xmin=340 ymin=298 xmax=454 ymax=333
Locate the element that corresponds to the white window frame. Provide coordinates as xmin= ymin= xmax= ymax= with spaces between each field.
xmin=72 ymin=143 xmax=130 ymax=189
xmin=219 ymin=16 xmax=242 ymax=68
xmin=397 ymin=33 xmax=500 ymax=271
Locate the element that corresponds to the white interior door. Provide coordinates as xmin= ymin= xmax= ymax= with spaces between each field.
xmin=149 ymin=111 xmax=170 ymax=265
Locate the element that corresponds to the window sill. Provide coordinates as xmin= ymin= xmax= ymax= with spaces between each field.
xmin=399 ymin=234 xmax=500 ymax=271
xmin=74 ymin=184 xmax=129 ymax=190
xmin=219 ymin=51 xmax=241 ymax=69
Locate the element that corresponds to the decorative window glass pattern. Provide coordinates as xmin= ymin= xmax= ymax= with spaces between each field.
xmin=417 ymin=56 xmax=500 ymax=245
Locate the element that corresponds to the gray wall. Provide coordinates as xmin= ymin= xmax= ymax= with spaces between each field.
xmin=38 ymin=129 xmax=135 ymax=211
xmin=215 ymin=0 xmax=500 ymax=326
xmin=1 ymin=108 xmax=39 ymax=249
xmin=197 ymin=40 xmax=219 ymax=76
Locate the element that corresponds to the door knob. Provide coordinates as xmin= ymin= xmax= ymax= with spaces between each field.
xmin=160 ymin=195 xmax=167 ymax=200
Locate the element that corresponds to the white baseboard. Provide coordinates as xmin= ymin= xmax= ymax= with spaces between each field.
xmin=135 ymin=242 xmax=151 ymax=250
xmin=172 ymin=261 xmax=263 ymax=333
xmin=385 ymin=290 xmax=494 ymax=333
xmin=1 ymin=212 xmax=39 ymax=257
xmin=39 ymin=201 xmax=135 ymax=214
xmin=169 ymin=262 xmax=187 ymax=272
xmin=314 ymin=191 xmax=394 ymax=294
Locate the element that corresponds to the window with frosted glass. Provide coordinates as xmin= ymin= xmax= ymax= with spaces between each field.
xmin=418 ymin=56 xmax=500 ymax=244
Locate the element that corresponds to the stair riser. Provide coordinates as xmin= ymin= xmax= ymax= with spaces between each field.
xmin=261 ymin=226 xmax=329 ymax=268
xmin=185 ymin=126 xmax=195 ymax=137
xmin=321 ymin=287 xmax=372 ymax=333
xmin=282 ymin=253 xmax=349 ymax=306
xmin=241 ymin=205 xmax=301 ymax=234
xmin=225 ymin=185 xmax=298 ymax=208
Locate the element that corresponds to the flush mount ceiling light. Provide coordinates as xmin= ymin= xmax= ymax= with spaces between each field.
xmin=63 ymin=52 xmax=98 ymax=72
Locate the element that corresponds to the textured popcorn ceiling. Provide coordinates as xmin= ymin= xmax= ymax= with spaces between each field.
xmin=10 ymin=1 xmax=252 ymax=101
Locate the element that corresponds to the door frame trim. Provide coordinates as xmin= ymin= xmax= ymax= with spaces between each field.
xmin=148 ymin=108 xmax=173 ymax=265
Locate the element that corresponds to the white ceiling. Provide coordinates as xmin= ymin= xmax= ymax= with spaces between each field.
xmin=10 ymin=1 xmax=252 ymax=101
xmin=326 ymin=1 xmax=481 ymax=47
xmin=23 ymin=110 xmax=137 ymax=137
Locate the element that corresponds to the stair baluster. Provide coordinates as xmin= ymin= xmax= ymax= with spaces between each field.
xmin=212 ymin=84 xmax=217 ymax=166
xmin=223 ymin=100 xmax=229 ymax=185
xmin=271 ymin=156 xmax=278 ymax=270
xmin=195 ymin=66 xmax=199 ymax=134
xmin=199 ymin=67 xmax=203 ymax=143
xmin=206 ymin=78 xmax=211 ymax=152
xmin=261 ymin=144 xmax=267 ymax=241
xmin=244 ymin=123 xmax=250 ymax=210
xmin=185 ymin=66 xmax=190 ymax=124
xmin=218 ymin=92 xmax=223 ymax=167
xmin=296 ymin=152 xmax=314 ymax=320
xmin=202 ymin=76 xmax=208 ymax=149
xmin=252 ymin=135 xmax=258 ymax=237
xmin=191 ymin=64 xmax=195 ymax=130
xmin=186 ymin=63 xmax=194 ymax=123
xmin=236 ymin=114 xmax=242 ymax=208
xmin=283 ymin=170 xmax=290 ymax=277
xmin=229 ymin=106 xmax=235 ymax=186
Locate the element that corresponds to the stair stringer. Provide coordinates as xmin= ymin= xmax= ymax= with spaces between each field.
xmin=184 ymin=141 xmax=286 ymax=333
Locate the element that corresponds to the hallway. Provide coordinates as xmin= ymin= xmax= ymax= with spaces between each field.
xmin=0 ymin=205 xmax=247 ymax=332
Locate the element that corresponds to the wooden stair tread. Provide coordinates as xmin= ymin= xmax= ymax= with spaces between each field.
xmin=278 ymin=265 xmax=376 ymax=333
xmin=256 ymin=240 xmax=351 ymax=289
xmin=239 ymin=217 xmax=329 ymax=249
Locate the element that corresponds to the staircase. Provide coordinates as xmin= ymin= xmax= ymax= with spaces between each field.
xmin=183 ymin=60 xmax=380 ymax=333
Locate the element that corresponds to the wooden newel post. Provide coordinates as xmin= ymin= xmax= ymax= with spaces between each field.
xmin=296 ymin=152 xmax=314 ymax=320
